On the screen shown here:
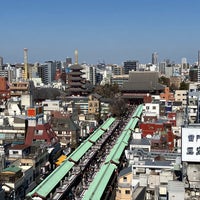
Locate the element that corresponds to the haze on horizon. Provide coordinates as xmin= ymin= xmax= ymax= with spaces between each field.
xmin=0 ymin=0 xmax=200 ymax=65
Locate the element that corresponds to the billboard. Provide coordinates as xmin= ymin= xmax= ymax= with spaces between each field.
xmin=27 ymin=108 xmax=36 ymax=117
xmin=27 ymin=106 xmax=44 ymax=119
xmin=182 ymin=127 xmax=200 ymax=162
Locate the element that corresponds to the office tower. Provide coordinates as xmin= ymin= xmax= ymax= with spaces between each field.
xmin=181 ymin=57 xmax=187 ymax=75
xmin=66 ymin=57 xmax=72 ymax=66
xmin=198 ymin=50 xmax=200 ymax=82
xmin=123 ymin=60 xmax=139 ymax=74
xmin=0 ymin=57 xmax=3 ymax=67
xmin=82 ymin=64 xmax=97 ymax=86
xmin=152 ymin=52 xmax=158 ymax=65
xmin=159 ymin=62 xmax=166 ymax=75
xmin=189 ymin=66 xmax=198 ymax=82
xmin=38 ymin=61 xmax=57 ymax=85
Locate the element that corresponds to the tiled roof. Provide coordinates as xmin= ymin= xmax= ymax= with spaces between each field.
xmin=9 ymin=144 xmax=30 ymax=150
xmin=69 ymin=64 xmax=83 ymax=70
xmin=52 ymin=117 xmax=79 ymax=131
xmin=2 ymin=165 xmax=21 ymax=173
xmin=119 ymin=166 xmax=132 ymax=177
xmin=101 ymin=97 xmax=113 ymax=103
xmin=121 ymin=71 xmax=165 ymax=91
xmin=130 ymin=138 xmax=150 ymax=145
xmin=91 ymin=93 xmax=102 ymax=100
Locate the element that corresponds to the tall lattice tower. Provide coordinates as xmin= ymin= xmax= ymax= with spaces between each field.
xmin=23 ymin=48 xmax=28 ymax=80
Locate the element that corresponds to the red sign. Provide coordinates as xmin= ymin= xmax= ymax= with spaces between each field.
xmin=27 ymin=108 xmax=36 ymax=117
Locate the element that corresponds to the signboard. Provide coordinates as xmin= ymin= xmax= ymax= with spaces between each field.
xmin=27 ymin=108 xmax=36 ymax=117
xmin=182 ymin=127 xmax=200 ymax=162
xmin=27 ymin=106 xmax=43 ymax=119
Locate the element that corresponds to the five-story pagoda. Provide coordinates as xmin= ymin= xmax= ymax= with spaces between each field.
xmin=67 ymin=50 xmax=86 ymax=96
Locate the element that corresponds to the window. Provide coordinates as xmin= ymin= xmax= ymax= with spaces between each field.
xmin=35 ymin=130 xmax=43 ymax=135
xmin=123 ymin=176 xmax=127 ymax=182
xmin=125 ymin=190 xmax=130 ymax=194
xmin=152 ymin=106 xmax=156 ymax=110
xmin=13 ymin=151 xmax=19 ymax=154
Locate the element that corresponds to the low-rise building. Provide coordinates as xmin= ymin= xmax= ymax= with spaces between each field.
xmin=0 ymin=165 xmax=24 ymax=199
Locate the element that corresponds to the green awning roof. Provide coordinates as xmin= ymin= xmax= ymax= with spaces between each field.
xmin=101 ymin=117 xmax=115 ymax=130
xmin=89 ymin=129 xmax=105 ymax=142
xmin=82 ymin=163 xmax=117 ymax=200
xmin=27 ymin=161 xmax=74 ymax=198
xmin=68 ymin=141 xmax=93 ymax=162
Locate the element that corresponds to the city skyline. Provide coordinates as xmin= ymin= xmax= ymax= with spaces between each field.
xmin=1 ymin=0 xmax=200 ymax=65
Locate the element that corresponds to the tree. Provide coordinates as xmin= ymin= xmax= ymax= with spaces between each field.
xmin=179 ymin=81 xmax=189 ymax=90
xmin=109 ymin=97 xmax=128 ymax=118
xmin=170 ymin=83 xmax=177 ymax=91
xmin=94 ymin=83 xmax=120 ymax=98
xmin=158 ymin=76 xmax=170 ymax=87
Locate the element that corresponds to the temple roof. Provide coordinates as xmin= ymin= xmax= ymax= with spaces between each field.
xmin=121 ymin=71 xmax=165 ymax=91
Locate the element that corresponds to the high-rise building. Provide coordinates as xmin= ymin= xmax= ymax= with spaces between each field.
xmin=181 ymin=57 xmax=188 ymax=75
xmin=189 ymin=65 xmax=198 ymax=82
xmin=82 ymin=64 xmax=97 ymax=86
xmin=159 ymin=62 xmax=167 ymax=75
xmin=152 ymin=52 xmax=158 ymax=65
xmin=123 ymin=60 xmax=139 ymax=74
xmin=0 ymin=57 xmax=3 ymax=67
xmin=198 ymin=50 xmax=200 ymax=82
xmin=38 ymin=61 xmax=57 ymax=85
xmin=66 ymin=57 xmax=72 ymax=66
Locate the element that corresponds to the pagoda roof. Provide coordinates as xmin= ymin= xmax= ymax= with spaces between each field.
xmin=68 ymin=77 xmax=83 ymax=81
xmin=70 ymin=64 xmax=83 ymax=70
xmin=69 ymin=71 xmax=84 ymax=75
xmin=69 ymin=82 xmax=84 ymax=86
xmin=68 ymin=88 xmax=85 ymax=91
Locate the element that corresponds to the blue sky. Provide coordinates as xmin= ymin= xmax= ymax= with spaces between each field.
xmin=0 ymin=0 xmax=200 ymax=65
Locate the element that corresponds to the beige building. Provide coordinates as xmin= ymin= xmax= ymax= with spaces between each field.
xmin=174 ymin=90 xmax=187 ymax=107
xmin=116 ymin=166 xmax=132 ymax=200
xmin=88 ymin=93 xmax=101 ymax=116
